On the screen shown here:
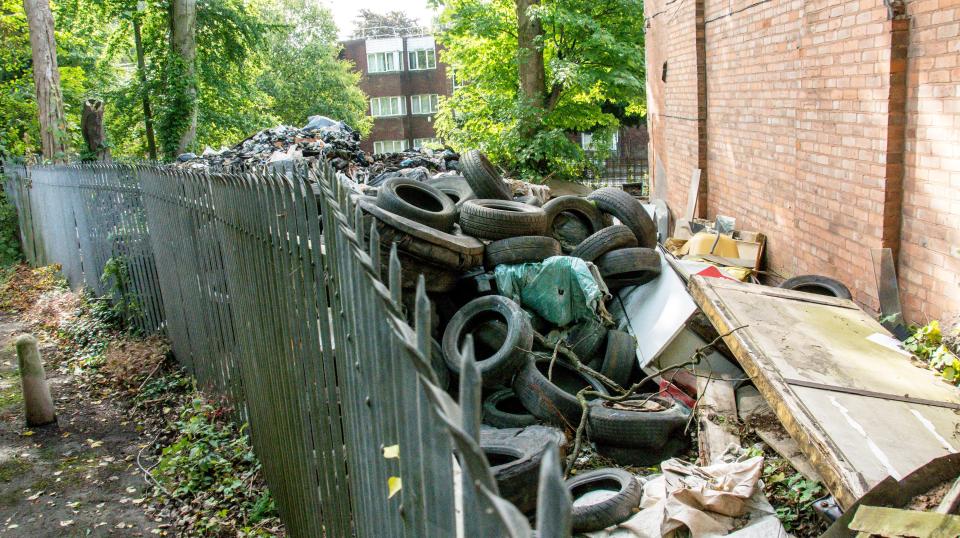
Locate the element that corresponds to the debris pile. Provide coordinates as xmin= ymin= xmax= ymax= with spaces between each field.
xmin=353 ymin=149 xmax=785 ymax=533
xmin=174 ymin=115 xmax=460 ymax=181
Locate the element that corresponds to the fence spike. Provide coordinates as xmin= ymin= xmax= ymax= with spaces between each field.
xmin=369 ymin=221 xmax=381 ymax=276
xmin=354 ymin=204 xmax=364 ymax=237
xmin=535 ymin=441 xmax=572 ymax=538
xmin=414 ymin=275 xmax=430 ymax=356
xmin=388 ymin=243 xmax=401 ymax=306
xmin=459 ymin=334 xmax=482 ymax=442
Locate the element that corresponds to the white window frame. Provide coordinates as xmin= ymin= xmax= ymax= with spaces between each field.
xmin=370 ymin=96 xmax=406 ymax=117
xmin=373 ymin=140 xmax=408 ymax=154
xmin=410 ymin=94 xmax=439 ymax=115
xmin=413 ymin=138 xmax=440 ymax=150
xmin=407 ymin=48 xmax=436 ymax=70
xmin=367 ymin=51 xmax=402 ymax=74
xmin=581 ymin=131 xmax=620 ymax=153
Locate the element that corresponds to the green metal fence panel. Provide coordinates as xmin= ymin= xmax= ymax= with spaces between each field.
xmin=1 ymin=161 xmax=572 ymax=537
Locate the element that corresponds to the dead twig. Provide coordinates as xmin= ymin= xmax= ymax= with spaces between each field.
xmin=562 ymin=326 xmax=747 ymax=476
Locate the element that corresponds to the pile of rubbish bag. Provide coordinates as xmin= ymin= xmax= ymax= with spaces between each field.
xmin=351 ymin=149 xmax=725 ymax=532
xmin=173 ymin=115 xmax=460 ymax=182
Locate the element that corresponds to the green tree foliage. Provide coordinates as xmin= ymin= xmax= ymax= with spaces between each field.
xmin=0 ymin=0 xmax=113 ymax=157
xmin=256 ymin=1 xmax=371 ymax=135
xmin=3 ymin=0 xmax=370 ymax=160
xmin=434 ymin=0 xmax=646 ymax=180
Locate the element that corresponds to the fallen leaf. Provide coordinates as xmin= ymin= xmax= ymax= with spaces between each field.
xmin=126 ymin=487 xmax=136 ymax=493
xmin=59 ymin=520 xmax=74 ymax=527
xmin=383 ymin=444 xmax=400 ymax=459
xmin=21 ymin=430 xmax=34 ymax=437
xmin=26 ymin=491 xmax=44 ymax=501
xmin=86 ymin=439 xmax=103 ymax=448
xmin=388 ymin=476 xmax=402 ymax=499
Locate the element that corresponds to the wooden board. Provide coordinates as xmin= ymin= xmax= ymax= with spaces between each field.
xmin=690 ymin=276 xmax=960 ymax=508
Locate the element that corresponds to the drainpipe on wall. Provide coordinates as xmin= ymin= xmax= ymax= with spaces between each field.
xmin=881 ymin=0 xmax=909 ymax=267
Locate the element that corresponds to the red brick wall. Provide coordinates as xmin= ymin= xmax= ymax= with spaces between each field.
xmin=645 ymin=0 xmax=707 ymax=216
xmin=900 ymin=0 xmax=960 ymax=322
xmin=646 ymin=0 xmax=959 ymax=322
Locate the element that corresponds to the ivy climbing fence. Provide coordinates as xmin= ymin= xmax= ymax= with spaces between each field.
xmin=1 ymin=161 xmax=572 ymax=538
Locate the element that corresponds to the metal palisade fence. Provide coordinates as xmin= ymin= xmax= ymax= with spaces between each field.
xmin=1 ymin=161 xmax=572 ymax=537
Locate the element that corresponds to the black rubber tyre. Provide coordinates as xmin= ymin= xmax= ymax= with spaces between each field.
xmin=376 ymin=177 xmax=457 ymax=232
xmin=514 ymin=194 xmax=543 ymax=207
xmin=586 ymin=395 xmax=691 ymax=449
xmin=425 ymin=175 xmax=476 ymax=206
xmin=570 ymin=225 xmax=638 ymax=262
xmin=594 ymin=438 xmax=687 ymax=467
xmin=600 ymin=330 xmax=636 ymax=388
xmin=484 ymin=236 xmax=561 ymax=267
xmin=565 ymin=468 xmax=642 ymax=532
xmin=513 ymin=356 xmax=608 ymax=428
xmin=429 ymin=339 xmax=451 ymax=390
xmin=442 ymin=296 xmax=533 ymax=387
xmin=459 ymin=199 xmax=548 ymax=240
xmin=483 ymin=389 xmax=538 ymax=429
xmin=542 ymin=196 xmax=605 ymax=252
xmin=564 ymin=318 xmax=609 ymax=367
xmin=595 ymin=248 xmax=661 ymax=289
xmin=780 ymin=275 xmax=853 ymax=300
xmin=461 ymin=150 xmax=512 ymax=200
xmin=587 ymin=187 xmax=657 ymax=248
xmin=481 ymin=425 xmax=567 ymax=514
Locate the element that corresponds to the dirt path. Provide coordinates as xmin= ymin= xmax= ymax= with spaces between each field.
xmin=0 ymin=316 xmax=168 ymax=536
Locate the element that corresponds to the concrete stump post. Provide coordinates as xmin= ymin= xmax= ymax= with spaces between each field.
xmin=15 ymin=334 xmax=56 ymax=426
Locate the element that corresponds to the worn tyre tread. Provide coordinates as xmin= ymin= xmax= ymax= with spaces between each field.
xmin=484 ymin=236 xmax=561 ymax=267
xmin=462 ymin=150 xmax=512 ymax=200
xmin=587 ymin=187 xmax=657 ymax=248
xmin=460 ymin=199 xmax=548 ymax=240
xmin=570 ymin=225 xmax=638 ymax=262
xmin=566 ymin=468 xmax=642 ymax=532
xmin=600 ymin=330 xmax=636 ymax=388
xmin=513 ymin=357 xmax=608 ymax=428
xmin=376 ymin=177 xmax=457 ymax=232
xmin=595 ymin=247 xmax=661 ymax=289
xmin=442 ymin=295 xmax=533 ymax=387
xmin=586 ymin=395 xmax=691 ymax=449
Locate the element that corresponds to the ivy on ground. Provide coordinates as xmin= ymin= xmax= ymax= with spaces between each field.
xmin=23 ymin=270 xmax=286 ymax=537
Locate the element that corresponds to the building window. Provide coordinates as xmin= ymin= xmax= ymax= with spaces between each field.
xmin=410 ymin=94 xmax=439 ymax=115
xmin=581 ymin=131 xmax=620 ymax=153
xmin=370 ymin=96 xmax=405 ymax=117
xmin=367 ymin=51 xmax=402 ymax=73
xmin=413 ymin=138 xmax=441 ymax=150
xmin=408 ymin=48 xmax=436 ymax=70
xmin=373 ymin=140 xmax=408 ymax=154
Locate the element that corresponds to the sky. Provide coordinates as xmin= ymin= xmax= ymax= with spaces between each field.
xmin=323 ymin=0 xmax=439 ymax=38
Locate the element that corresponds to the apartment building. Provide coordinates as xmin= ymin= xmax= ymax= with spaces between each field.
xmin=340 ymin=35 xmax=451 ymax=154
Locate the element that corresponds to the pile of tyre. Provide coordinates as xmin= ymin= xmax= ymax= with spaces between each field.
xmin=358 ymin=150 xmax=691 ymax=531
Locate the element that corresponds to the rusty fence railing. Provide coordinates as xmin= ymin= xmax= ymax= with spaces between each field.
xmin=1 ymin=161 xmax=572 ymax=537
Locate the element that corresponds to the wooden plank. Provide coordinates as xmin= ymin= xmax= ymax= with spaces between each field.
xmin=683 ymin=168 xmax=701 ymax=220
xmin=849 ymin=506 xmax=960 ymax=537
xmin=691 ymin=276 xmax=960 ymax=509
xmin=696 ymin=378 xmax=739 ymax=465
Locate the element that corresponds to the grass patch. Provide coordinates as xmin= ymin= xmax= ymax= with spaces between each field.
xmin=0 ymin=370 xmax=22 ymax=410
xmin=0 ymin=457 xmax=31 ymax=482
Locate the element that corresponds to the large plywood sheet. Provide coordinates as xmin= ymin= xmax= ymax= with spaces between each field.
xmin=690 ymin=276 xmax=960 ymax=508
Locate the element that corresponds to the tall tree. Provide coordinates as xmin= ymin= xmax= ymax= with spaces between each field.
xmin=515 ymin=0 xmax=545 ymax=108
xmin=259 ymin=2 xmax=372 ymax=134
xmin=167 ymin=0 xmax=196 ymax=156
xmin=131 ymin=8 xmax=157 ymax=160
xmin=22 ymin=0 xmax=67 ymax=161
xmin=435 ymin=0 xmax=646 ymax=180
xmin=352 ymin=9 xmax=421 ymax=38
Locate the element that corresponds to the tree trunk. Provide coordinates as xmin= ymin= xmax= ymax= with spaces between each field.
xmin=80 ymin=99 xmax=110 ymax=161
xmin=515 ymin=0 xmax=546 ymax=108
xmin=133 ymin=16 xmax=158 ymax=161
xmin=23 ymin=0 xmax=68 ymax=162
xmin=170 ymin=0 xmax=197 ymax=156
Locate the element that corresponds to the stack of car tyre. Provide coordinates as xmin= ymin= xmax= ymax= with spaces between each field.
xmin=359 ymin=150 xmax=690 ymax=530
